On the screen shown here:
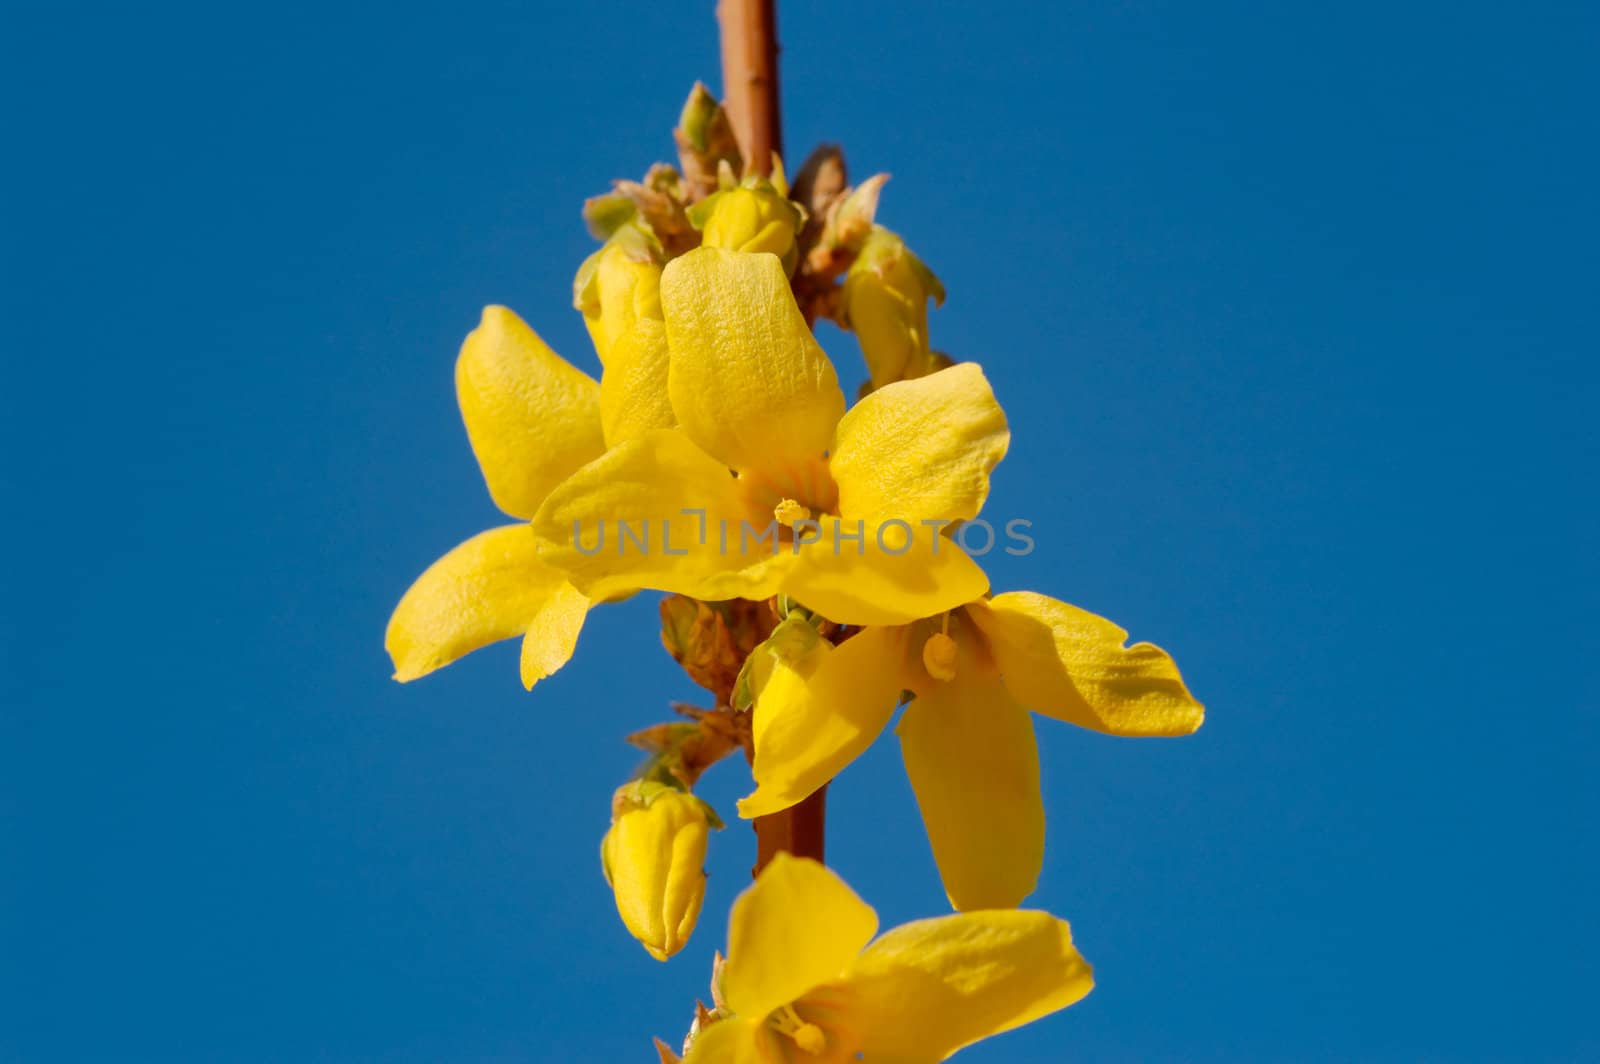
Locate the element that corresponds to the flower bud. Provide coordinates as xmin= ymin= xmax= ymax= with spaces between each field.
xmin=601 ymin=781 xmax=720 ymax=961
xmin=675 ymin=82 xmax=742 ymax=199
xmin=828 ymin=172 xmax=888 ymax=254
xmin=690 ymin=181 xmax=804 ymax=275
xmin=840 ymin=226 xmax=947 ymax=390
xmin=574 ymin=227 xmax=663 ymax=366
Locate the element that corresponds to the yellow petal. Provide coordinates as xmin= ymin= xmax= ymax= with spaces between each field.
xmin=839 ymin=909 xmax=1093 ymax=1060
xmin=600 ymin=317 xmax=675 ymax=446
xmin=581 ymin=311 xmax=606 ymax=368
xmin=529 ymin=429 xmax=792 ymax=603
xmin=456 ymin=306 xmax=606 ymax=519
xmin=830 ymin=362 xmax=1010 ymax=527
xmin=967 ymin=592 xmax=1205 ymax=736
xmin=739 ymin=626 xmax=910 ymax=820
xmin=782 ymin=522 xmax=989 ymax=627
xmin=721 ymin=853 xmax=878 ymax=1020
xmin=593 ymin=243 xmax=663 ymax=366
xmin=897 ymin=656 xmax=1044 ymax=910
xmin=519 ymin=581 xmax=589 ymax=689
xmin=680 ymin=1018 xmax=762 ymax=1064
xmin=385 ymin=525 xmax=567 ymax=682
xmin=661 ymin=247 xmax=845 ymax=476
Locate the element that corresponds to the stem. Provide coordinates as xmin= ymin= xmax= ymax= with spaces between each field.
xmin=717 ymin=0 xmax=782 ymax=176
xmin=754 ymin=785 xmax=826 ymax=874
xmin=718 ymin=0 xmax=818 ymax=874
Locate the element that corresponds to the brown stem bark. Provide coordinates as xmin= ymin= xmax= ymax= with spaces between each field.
xmin=717 ymin=0 xmax=782 ymax=176
xmin=718 ymin=0 xmax=819 ymax=874
xmin=753 ymin=784 xmax=826 ymax=874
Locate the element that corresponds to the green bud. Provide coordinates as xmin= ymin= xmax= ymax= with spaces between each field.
xmin=674 ymin=82 xmax=742 ymax=198
xmin=676 ymin=82 xmax=720 ymax=153
xmin=582 ymin=191 xmax=638 ymax=241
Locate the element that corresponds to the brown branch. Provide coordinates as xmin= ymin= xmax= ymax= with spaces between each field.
xmin=718 ymin=0 xmax=818 ymax=874
xmin=754 ymin=784 xmax=825 ymax=873
xmin=717 ymin=0 xmax=782 ymax=175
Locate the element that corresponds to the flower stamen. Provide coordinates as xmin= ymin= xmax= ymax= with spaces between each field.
xmin=922 ymin=629 xmax=958 ymax=682
xmin=774 ymin=498 xmax=812 ymax=528
xmin=769 ymin=1003 xmax=827 ymax=1054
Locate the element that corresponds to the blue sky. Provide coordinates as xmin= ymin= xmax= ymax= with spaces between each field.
xmin=4 ymin=2 xmax=1596 ymax=1060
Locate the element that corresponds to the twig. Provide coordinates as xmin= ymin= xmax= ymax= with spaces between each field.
xmin=717 ymin=0 xmax=782 ymax=176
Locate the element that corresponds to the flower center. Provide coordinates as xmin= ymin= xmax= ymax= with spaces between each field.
xmin=769 ymin=1003 xmax=827 ymax=1054
xmin=740 ymin=457 xmax=840 ymax=523
xmin=922 ymin=630 xmax=958 ymax=682
xmin=773 ymin=498 xmax=812 ymax=528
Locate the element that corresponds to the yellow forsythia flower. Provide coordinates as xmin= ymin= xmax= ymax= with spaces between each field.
xmin=841 ymin=225 xmax=947 ymax=391
xmin=387 ymin=232 xmax=690 ymax=689
xmin=532 ymin=248 xmax=1009 ymax=628
xmin=682 ymin=854 xmax=1093 ymax=1062
xmin=602 ymin=782 xmax=720 ymax=961
xmin=738 ymin=595 xmax=1204 ymax=910
xmin=384 ymin=308 xmax=600 ymax=689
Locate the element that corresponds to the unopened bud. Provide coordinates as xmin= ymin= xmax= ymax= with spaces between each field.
xmin=829 ymin=173 xmax=889 ymax=253
xmin=690 ymin=181 xmax=805 ymax=275
xmin=675 ymin=83 xmax=742 ymax=198
xmin=840 ymin=226 xmax=947 ymax=390
xmin=601 ymin=781 xmax=720 ymax=961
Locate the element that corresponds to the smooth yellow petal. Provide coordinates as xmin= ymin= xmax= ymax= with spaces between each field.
xmin=721 ymin=854 xmax=878 ymax=1020
xmin=519 ymin=581 xmax=589 ymax=689
xmin=529 ymin=429 xmax=792 ymax=602
xmin=681 ymin=1018 xmax=762 ymax=1064
xmin=967 ymin=592 xmax=1204 ymax=736
xmin=839 ymin=909 xmax=1093 ymax=1060
xmin=662 ymin=247 xmax=845 ymax=476
xmin=385 ymin=524 xmax=567 ymax=682
xmin=581 ymin=311 xmax=606 ymax=368
xmin=830 ymin=362 xmax=1010 ymax=527
xmin=456 ymin=306 xmax=605 ymax=519
xmin=739 ymin=627 xmax=910 ymax=819
xmin=594 ymin=243 xmax=663 ymax=367
xmin=600 ymin=317 xmax=675 ymax=446
xmin=897 ymin=657 xmax=1044 ymax=910
xmin=782 ymin=523 xmax=989 ymax=627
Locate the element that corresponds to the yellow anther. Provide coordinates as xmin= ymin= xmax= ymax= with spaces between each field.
xmin=922 ymin=631 xmax=958 ymax=682
xmin=774 ymin=498 xmax=812 ymax=528
xmin=769 ymin=1004 xmax=826 ymax=1054
xmin=793 ymin=1024 xmax=826 ymax=1054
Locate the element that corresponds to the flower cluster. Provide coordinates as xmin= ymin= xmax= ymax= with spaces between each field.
xmin=385 ymin=85 xmax=1203 ymax=1060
